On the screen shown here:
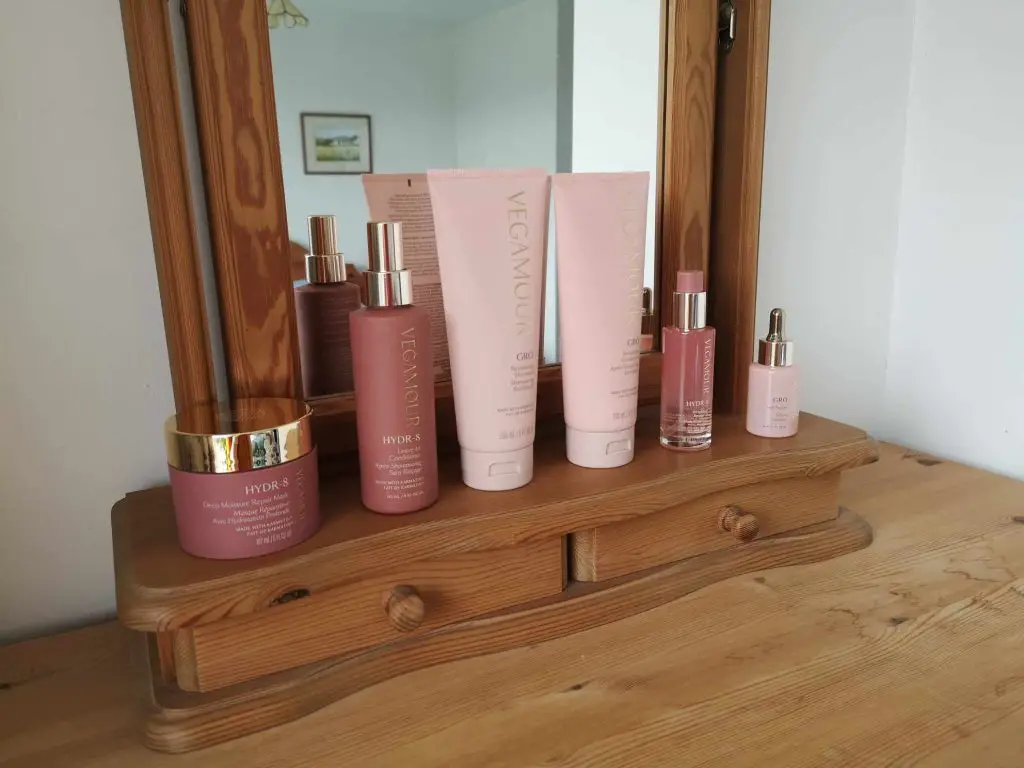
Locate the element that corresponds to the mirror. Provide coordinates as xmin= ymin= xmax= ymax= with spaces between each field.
xmin=269 ymin=0 xmax=663 ymax=398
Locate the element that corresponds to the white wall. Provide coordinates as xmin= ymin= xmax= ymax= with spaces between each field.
xmin=755 ymin=0 xmax=916 ymax=434
xmin=451 ymin=0 xmax=558 ymax=171
xmin=572 ymin=0 xmax=662 ymax=293
xmin=0 ymin=1 xmax=175 ymax=641
xmin=451 ymin=0 xmax=561 ymax=359
xmin=270 ymin=0 xmax=457 ymax=267
xmin=882 ymin=1 xmax=1024 ymax=476
xmin=759 ymin=0 xmax=1024 ymax=478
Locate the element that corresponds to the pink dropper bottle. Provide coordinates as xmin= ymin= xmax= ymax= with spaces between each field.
xmin=659 ymin=270 xmax=716 ymax=450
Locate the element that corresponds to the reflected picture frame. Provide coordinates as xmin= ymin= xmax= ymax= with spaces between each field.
xmin=301 ymin=112 xmax=373 ymax=175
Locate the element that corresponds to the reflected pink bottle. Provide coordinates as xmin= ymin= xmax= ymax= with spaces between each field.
xmin=295 ymin=215 xmax=362 ymax=397
xmin=350 ymin=222 xmax=438 ymax=514
xmin=660 ymin=270 xmax=715 ymax=450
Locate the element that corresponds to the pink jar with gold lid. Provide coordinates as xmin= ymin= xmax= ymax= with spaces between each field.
xmin=165 ymin=398 xmax=320 ymax=559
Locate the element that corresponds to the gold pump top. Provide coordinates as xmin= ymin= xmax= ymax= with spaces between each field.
xmin=305 ymin=214 xmax=347 ymax=284
xmin=165 ymin=398 xmax=314 ymax=473
xmin=757 ymin=308 xmax=795 ymax=367
xmin=365 ymin=221 xmax=414 ymax=308
xmin=671 ymin=282 xmax=707 ymax=332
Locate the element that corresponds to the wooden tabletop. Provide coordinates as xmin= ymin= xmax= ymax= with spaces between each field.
xmin=3 ymin=444 xmax=1024 ymax=767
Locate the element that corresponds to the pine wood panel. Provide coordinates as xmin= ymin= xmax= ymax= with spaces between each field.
xmin=120 ymin=0 xmax=217 ymax=685
xmin=184 ymin=0 xmax=300 ymax=399
xmin=659 ymin=0 xmax=719 ymax=326
xmin=112 ymin=412 xmax=875 ymax=632
xmin=146 ymin=510 xmax=870 ymax=752
xmin=709 ymin=0 xmax=772 ymax=413
xmin=120 ymin=0 xmax=216 ymax=411
xmin=573 ymin=473 xmax=838 ymax=581
xmin=173 ymin=538 xmax=565 ymax=692
xmin=9 ymin=447 xmax=1024 ymax=763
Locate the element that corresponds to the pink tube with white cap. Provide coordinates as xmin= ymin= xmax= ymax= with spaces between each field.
xmin=553 ymin=172 xmax=650 ymax=468
xmin=427 ymin=169 xmax=550 ymax=491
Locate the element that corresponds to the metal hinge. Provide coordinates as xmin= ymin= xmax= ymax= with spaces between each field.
xmin=719 ymin=0 xmax=737 ymax=54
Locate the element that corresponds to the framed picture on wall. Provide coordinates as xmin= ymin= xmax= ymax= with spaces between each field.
xmin=300 ymin=113 xmax=373 ymax=175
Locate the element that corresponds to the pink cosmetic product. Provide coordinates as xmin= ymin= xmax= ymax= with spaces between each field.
xmin=350 ymin=222 xmax=439 ymax=514
xmin=553 ymin=172 xmax=649 ymax=469
xmin=294 ymin=215 xmax=362 ymax=398
xmin=660 ymin=270 xmax=716 ymax=451
xmin=746 ymin=308 xmax=799 ymax=438
xmin=165 ymin=399 xmax=320 ymax=560
xmin=362 ymin=174 xmax=451 ymax=382
xmin=427 ymin=168 xmax=549 ymax=491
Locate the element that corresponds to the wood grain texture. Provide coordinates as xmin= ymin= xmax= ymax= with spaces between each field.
xmin=383 ymin=586 xmax=426 ymax=633
xmin=720 ymin=507 xmax=760 ymax=541
xmin=185 ymin=0 xmax=300 ymax=399
xmin=119 ymin=0 xmax=216 ymax=411
xmin=709 ymin=0 xmax=772 ymax=413
xmin=140 ymin=509 xmax=870 ymax=752
xmin=112 ymin=411 xmax=875 ymax=631
xmin=9 ymin=446 xmax=1024 ymax=764
xmin=172 ymin=538 xmax=565 ymax=692
xmin=572 ymin=473 xmax=839 ymax=581
xmin=659 ymin=0 xmax=719 ymax=329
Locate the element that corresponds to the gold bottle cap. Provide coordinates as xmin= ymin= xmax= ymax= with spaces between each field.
xmin=757 ymin=308 xmax=795 ymax=367
xmin=670 ymin=270 xmax=707 ymax=331
xmin=305 ymin=215 xmax=346 ymax=284
xmin=165 ymin=398 xmax=314 ymax=474
xmin=365 ymin=221 xmax=413 ymax=308
xmin=671 ymin=292 xmax=707 ymax=331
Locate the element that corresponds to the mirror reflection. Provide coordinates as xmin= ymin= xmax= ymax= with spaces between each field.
xmin=269 ymin=0 xmax=662 ymax=397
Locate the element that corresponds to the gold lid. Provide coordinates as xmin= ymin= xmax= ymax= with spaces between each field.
xmin=365 ymin=221 xmax=413 ymax=308
xmin=165 ymin=398 xmax=314 ymax=473
xmin=305 ymin=215 xmax=346 ymax=284
xmin=672 ymin=292 xmax=707 ymax=332
xmin=757 ymin=308 xmax=795 ymax=367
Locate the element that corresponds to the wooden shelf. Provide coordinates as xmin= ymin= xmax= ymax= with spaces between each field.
xmin=111 ymin=408 xmax=877 ymax=751
xmin=113 ymin=410 xmax=876 ymax=632
xmin=144 ymin=508 xmax=873 ymax=753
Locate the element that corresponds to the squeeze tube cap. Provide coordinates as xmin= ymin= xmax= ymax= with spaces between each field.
xmin=566 ymin=426 xmax=635 ymax=469
xmin=460 ymin=445 xmax=534 ymax=491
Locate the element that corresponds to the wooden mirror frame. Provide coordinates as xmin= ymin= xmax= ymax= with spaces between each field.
xmin=120 ymin=0 xmax=769 ymax=464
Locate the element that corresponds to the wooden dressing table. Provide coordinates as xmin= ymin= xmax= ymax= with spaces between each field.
xmin=4 ymin=443 xmax=1023 ymax=767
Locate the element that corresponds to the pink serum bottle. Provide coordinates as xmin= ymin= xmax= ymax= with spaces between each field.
xmin=350 ymin=222 xmax=439 ymax=514
xmin=660 ymin=270 xmax=716 ymax=450
xmin=746 ymin=308 xmax=799 ymax=437
xmin=295 ymin=215 xmax=362 ymax=397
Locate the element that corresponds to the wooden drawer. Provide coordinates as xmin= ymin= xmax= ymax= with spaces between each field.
xmin=173 ymin=537 xmax=565 ymax=691
xmin=571 ymin=474 xmax=839 ymax=581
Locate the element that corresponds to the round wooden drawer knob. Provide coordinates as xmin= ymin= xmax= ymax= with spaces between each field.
xmin=383 ymin=585 xmax=425 ymax=633
xmin=718 ymin=506 xmax=760 ymax=542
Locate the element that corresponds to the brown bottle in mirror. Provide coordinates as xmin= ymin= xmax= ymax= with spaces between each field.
xmin=295 ymin=215 xmax=362 ymax=397
xmin=350 ymin=222 xmax=438 ymax=514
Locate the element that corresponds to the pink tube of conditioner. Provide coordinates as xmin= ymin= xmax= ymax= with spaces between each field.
xmin=427 ymin=169 xmax=550 ymax=490
xmin=553 ymin=172 xmax=649 ymax=468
